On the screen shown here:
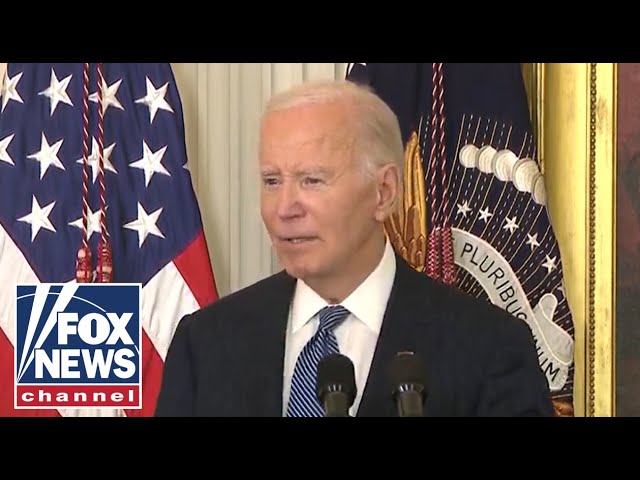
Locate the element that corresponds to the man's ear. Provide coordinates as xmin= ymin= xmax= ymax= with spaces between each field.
xmin=374 ymin=163 xmax=399 ymax=222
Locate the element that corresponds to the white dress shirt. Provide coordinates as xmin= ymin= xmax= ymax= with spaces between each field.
xmin=282 ymin=239 xmax=397 ymax=416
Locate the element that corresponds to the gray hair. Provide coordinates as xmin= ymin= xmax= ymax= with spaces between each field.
xmin=262 ymin=79 xmax=405 ymax=187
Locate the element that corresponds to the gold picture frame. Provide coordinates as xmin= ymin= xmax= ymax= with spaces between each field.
xmin=522 ymin=63 xmax=617 ymax=417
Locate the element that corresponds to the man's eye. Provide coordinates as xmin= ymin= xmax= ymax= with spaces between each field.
xmin=303 ymin=177 xmax=322 ymax=185
xmin=262 ymin=178 xmax=279 ymax=186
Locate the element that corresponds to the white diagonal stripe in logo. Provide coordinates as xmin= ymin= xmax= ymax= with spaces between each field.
xmin=18 ymin=284 xmax=78 ymax=381
xmin=17 ymin=284 xmax=50 ymax=380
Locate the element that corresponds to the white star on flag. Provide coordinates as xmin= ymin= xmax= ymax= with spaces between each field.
xmin=38 ymin=68 xmax=73 ymax=116
xmin=503 ymin=216 xmax=519 ymax=234
xmin=76 ymin=138 xmax=118 ymax=183
xmin=1 ymin=70 xmax=24 ymax=112
xmin=542 ymin=255 xmax=557 ymax=273
xmin=27 ymin=133 xmax=65 ymax=180
xmin=135 ymin=77 xmax=173 ymax=123
xmin=129 ymin=140 xmax=171 ymax=187
xmin=69 ymin=206 xmax=106 ymax=240
xmin=17 ymin=195 xmax=56 ymax=241
xmin=90 ymin=78 xmax=124 ymax=114
xmin=478 ymin=207 xmax=493 ymax=223
xmin=0 ymin=133 xmax=15 ymax=165
xmin=123 ymin=202 xmax=165 ymax=247
xmin=456 ymin=200 xmax=471 ymax=217
xmin=526 ymin=233 xmax=540 ymax=251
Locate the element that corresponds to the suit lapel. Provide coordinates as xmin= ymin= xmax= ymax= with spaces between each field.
xmin=357 ymin=255 xmax=435 ymax=417
xmin=244 ymin=271 xmax=295 ymax=416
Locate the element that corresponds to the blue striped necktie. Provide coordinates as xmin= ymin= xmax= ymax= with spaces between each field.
xmin=286 ymin=305 xmax=351 ymax=417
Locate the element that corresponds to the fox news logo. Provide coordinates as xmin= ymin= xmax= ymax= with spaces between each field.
xmin=15 ymin=283 xmax=142 ymax=410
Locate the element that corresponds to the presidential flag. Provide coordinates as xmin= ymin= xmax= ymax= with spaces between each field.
xmin=0 ymin=63 xmax=218 ymax=416
xmin=347 ymin=63 xmax=575 ymax=416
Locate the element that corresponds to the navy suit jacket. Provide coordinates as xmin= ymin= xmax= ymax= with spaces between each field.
xmin=154 ymin=254 xmax=554 ymax=417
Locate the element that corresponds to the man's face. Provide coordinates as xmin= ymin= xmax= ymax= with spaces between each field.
xmin=259 ymin=101 xmax=381 ymax=285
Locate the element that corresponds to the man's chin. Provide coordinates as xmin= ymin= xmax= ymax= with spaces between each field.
xmin=282 ymin=263 xmax=319 ymax=282
xmin=283 ymin=265 xmax=309 ymax=280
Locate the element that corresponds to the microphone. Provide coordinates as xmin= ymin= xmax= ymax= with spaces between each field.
xmin=316 ymin=353 xmax=357 ymax=417
xmin=387 ymin=351 xmax=427 ymax=417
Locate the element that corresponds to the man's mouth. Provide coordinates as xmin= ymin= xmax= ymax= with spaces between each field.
xmin=281 ymin=236 xmax=316 ymax=244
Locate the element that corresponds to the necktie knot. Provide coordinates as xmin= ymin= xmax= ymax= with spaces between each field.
xmin=317 ymin=305 xmax=350 ymax=335
xmin=286 ymin=304 xmax=350 ymax=416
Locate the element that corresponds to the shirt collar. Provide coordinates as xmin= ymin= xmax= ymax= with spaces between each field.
xmin=290 ymin=238 xmax=396 ymax=334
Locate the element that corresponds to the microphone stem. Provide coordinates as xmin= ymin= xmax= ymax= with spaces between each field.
xmin=324 ymin=392 xmax=351 ymax=417
xmin=397 ymin=390 xmax=424 ymax=417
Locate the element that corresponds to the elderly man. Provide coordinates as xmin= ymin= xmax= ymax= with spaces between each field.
xmin=155 ymin=79 xmax=553 ymax=417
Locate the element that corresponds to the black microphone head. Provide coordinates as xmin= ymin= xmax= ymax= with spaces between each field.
xmin=316 ymin=353 xmax=357 ymax=406
xmin=387 ymin=351 xmax=427 ymax=399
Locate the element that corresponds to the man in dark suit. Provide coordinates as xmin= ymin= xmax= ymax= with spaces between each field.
xmin=154 ymin=79 xmax=554 ymax=417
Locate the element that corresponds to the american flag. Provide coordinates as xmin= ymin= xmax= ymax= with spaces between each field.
xmin=0 ymin=63 xmax=218 ymax=417
xmin=347 ymin=63 xmax=576 ymax=416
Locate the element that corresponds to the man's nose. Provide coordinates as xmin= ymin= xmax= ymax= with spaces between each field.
xmin=277 ymin=181 xmax=304 ymax=219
